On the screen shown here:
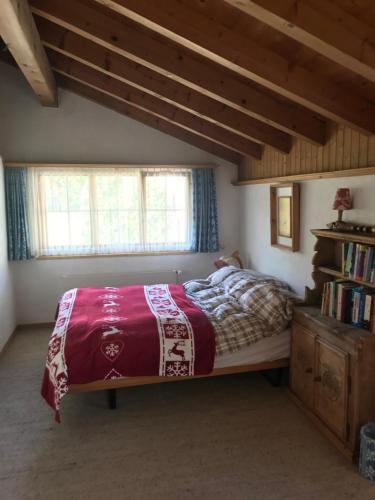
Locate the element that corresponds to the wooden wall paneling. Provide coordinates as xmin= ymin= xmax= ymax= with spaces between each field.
xmin=359 ymin=135 xmax=368 ymax=167
xmin=351 ymin=131 xmax=360 ymax=169
xmin=343 ymin=128 xmax=352 ymax=170
xmin=336 ymin=126 xmax=344 ymax=170
xmin=238 ymin=124 xmax=375 ymax=182
xmin=329 ymin=130 xmax=336 ymax=172
xmin=368 ymin=135 xmax=375 ymax=163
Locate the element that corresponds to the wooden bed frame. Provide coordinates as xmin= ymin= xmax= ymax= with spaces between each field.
xmin=69 ymin=357 xmax=289 ymax=409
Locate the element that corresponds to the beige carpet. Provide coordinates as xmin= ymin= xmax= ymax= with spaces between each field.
xmin=0 ymin=327 xmax=374 ymax=500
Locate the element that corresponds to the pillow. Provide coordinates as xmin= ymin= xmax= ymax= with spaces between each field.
xmin=214 ymin=250 xmax=243 ymax=269
xmin=207 ymin=265 xmax=238 ymax=286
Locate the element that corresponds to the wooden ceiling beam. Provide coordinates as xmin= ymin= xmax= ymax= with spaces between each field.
xmin=36 ymin=17 xmax=290 ymax=153
xmin=0 ymin=0 xmax=57 ymax=106
xmin=30 ymin=0 xmax=326 ymax=145
xmin=47 ymin=50 xmax=262 ymax=159
xmin=224 ymin=0 xmax=375 ymax=84
xmin=93 ymin=0 xmax=375 ymax=135
xmin=56 ymin=75 xmax=242 ymax=166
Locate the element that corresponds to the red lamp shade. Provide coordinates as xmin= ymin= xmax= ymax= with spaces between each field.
xmin=332 ymin=188 xmax=353 ymax=211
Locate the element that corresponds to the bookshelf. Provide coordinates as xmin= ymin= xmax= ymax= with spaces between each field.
xmin=288 ymin=229 xmax=375 ymax=462
xmin=305 ymin=229 xmax=375 ymax=329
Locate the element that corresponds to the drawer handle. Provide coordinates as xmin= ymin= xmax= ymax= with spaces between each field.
xmin=314 ymin=376 xmax=322 ymax=382
xmin=305 ymin=367 xmax=313 ymax=374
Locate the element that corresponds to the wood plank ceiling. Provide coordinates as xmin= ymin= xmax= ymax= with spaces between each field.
xmin=1 ymin=0 xmax=374 ymax=166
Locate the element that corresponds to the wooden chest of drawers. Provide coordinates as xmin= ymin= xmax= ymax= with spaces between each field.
xmin=289 ymin=306 xmax=375 ymax=462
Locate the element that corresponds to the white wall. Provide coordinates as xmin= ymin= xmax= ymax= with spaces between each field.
xmin=0 ymin=63 xmax=240 ymax=324
xmin=0 ymin=159 xmax=16 ymax=350
xmin=240 ymin=176 xmax=375 ymax=297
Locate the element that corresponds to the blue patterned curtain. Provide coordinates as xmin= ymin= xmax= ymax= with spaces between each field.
xmin=191 ymin=168 xmax=219 ymax=253
xmin=4 ymin=167 xmax=33 ymax=261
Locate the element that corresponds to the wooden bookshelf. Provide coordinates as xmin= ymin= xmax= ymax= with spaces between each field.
xmin=305 ymin=229 xmax=375 ymax=308
xmin=317 ymin=265 xmax=375 ymax=289
xmin=289 ymin=229 xmax=375 ymax=461
xmin=311 ymin=229 xmax=375 ymax=246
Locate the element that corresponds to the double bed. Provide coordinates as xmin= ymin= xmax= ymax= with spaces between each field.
xmin=42 ymin=266 xmax=295 ymax=421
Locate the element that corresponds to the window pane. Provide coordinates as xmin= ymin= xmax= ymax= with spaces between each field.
xmin=118 ymin=176 xmax=139 ymax=209
xmin=46 ymin=212 xmax=69 ymax=247
xmin=67 ymin=176 xmax=90 ymax=210
xmin=166 ymin=176 xmax=187 ymax=209
xmin=96 ymin=176 xmax=119 ymax=210
xmin=145 ymin=176 xmax=167 ymax=209
xmin=97 ymin=210 xmax=140 ymax=246
xmin=45 ymin=176 xmax=68 ymax=211
xmin=166 ymin=210 xmax=187 ymax=243
xmin=69 ymin=211 xmax=91 ymax=246
xmin=95 ymin=174 xmax=139 ymax=210
xmin=145 ymin=210 xmax=167 ymax=244
xmin=118 ymin=211 xmax=140 ymax=245
xmin=39 ymin=169 xmax=191 ymax=255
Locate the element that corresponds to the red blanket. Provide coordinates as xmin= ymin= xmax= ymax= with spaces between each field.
xmin=41 ymin=284 xmax=215 ymax=421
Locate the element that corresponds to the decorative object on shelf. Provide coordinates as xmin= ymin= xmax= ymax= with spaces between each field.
xmin=327 ymin=188 xmax=353 ymax=232
xmin=327 ymin=220 xmax=375 ymax=234
xmin=270 ymin=183 xmax=300 ymax=252
xmin=327 ymin=188 xmax=375 ymax=233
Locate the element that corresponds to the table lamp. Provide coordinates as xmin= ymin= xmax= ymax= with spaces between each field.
xmin=332 ymin=188 xmax=353 ymax=222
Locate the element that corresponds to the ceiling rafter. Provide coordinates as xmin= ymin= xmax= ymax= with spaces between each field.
xmin=93 ymin=0 xmax=375 ymax=135
xmin=224 ymin=0 xmax=375 ymax=84
xmin=0 ymin=0 xmax=57 ymax=106
xmin=48 ymin=49 xmax=263 ymax=159
xmin=30 ymin=0 xmax=327 ymax=145
xmin=56 ymin=75 xmax=243 ymax=165
xmin=36 ymin=17 xmax=291 ymax=153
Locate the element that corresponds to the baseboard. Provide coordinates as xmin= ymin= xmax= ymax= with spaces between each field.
xmin=16 ymin=322 xmax=54 ymax=331
xmin=0 ymin=324 xmax=18 ymax=357
xmin=0 ymin=322 xmax=54 ymax=357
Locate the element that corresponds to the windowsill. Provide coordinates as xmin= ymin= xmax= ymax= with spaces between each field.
xmin=36 ymin=250 xmax=195 ymax=260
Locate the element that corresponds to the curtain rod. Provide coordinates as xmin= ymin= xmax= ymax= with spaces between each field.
xmin=4 ymin=162 xmax=217 ymax=169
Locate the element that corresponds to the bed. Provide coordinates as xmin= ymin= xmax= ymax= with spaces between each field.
xmin=42 ymin=266 xmax=295 ymax=421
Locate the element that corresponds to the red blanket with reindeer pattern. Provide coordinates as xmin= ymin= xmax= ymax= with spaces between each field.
xmin=41 ymin=284 xmax=215 ymax=421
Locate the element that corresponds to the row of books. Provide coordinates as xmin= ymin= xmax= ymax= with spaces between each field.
xmin=342 ymin=242 xmax=375 ymax=283
xmin=321 ymin=280 xmax=375 ymax=332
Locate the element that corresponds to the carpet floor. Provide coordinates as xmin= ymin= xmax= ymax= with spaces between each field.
xmin=0 ymin=327 xmax=374 ymax=500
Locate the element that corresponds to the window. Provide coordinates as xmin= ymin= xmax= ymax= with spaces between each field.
xmin=29 ymin=167 xmax=192 ymax=256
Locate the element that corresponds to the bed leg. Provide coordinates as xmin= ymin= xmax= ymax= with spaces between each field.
xmin=107 ymin=389 xmax=117 ymax=410
xmin=262 ymin=367 xmax=284 ymax=387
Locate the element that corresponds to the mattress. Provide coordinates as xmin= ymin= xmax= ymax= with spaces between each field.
xmin=213 ymin=328 xmax=291 ymax=369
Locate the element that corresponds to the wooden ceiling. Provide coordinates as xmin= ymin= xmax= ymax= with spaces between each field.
xmin=1 ymin=0 xmax=374 ymax=165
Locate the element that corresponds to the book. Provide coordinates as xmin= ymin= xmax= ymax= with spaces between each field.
xmin=356 ymin=245 xmax=367 ymax=280
xmin=344 ymin=242 xmax=354 ymax=276
xmin=363 ymin=294 xmax=374 ymax=330
xmin=342 ymin=242 xmax=349 ymax=274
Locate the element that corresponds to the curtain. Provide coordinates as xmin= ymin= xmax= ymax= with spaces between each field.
xmin=4 ymin=167 xmax=33 ymax=261
xmin=191 ymin=168 xmax=219 ymax=253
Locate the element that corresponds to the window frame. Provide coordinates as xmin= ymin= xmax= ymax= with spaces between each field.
xmin=31 ymin=167 xmax=193 ymax=258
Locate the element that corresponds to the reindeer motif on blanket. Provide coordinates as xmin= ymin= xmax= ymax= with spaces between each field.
xmin=102 ymin=325 xmax=123 ymax=337
xmin=103 ymin=300 xmax=119 ymax=308
xmin=168 ymin=340 xmax=186 ymax=360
